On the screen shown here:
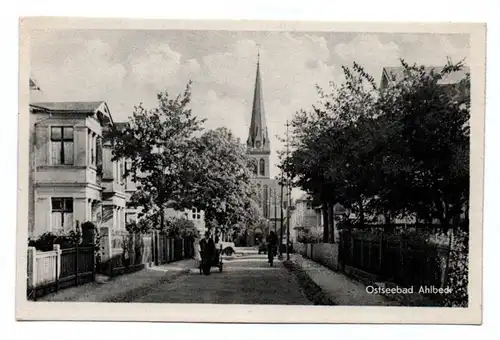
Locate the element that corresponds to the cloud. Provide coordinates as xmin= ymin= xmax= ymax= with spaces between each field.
xmin=130 ymin=44 xmax=200 ymax=89
xmin=29 ymin=30 xmax=470 ymax=182
xmin=398 ymin=35 xmax=469 ymax=66
xmin=31 ymin=37 xmax=127 ymax=103
xmin=193 ymin=32 xmax=340 ymax=178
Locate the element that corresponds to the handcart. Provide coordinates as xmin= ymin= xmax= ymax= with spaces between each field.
xmin=199 ymin=243 xmax=223 ymax=274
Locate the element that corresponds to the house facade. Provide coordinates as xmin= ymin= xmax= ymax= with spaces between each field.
xmin=28 ymin=97 xmax=132 ymax=242
xmin=289 ymin=195 xmax=322 ymax=242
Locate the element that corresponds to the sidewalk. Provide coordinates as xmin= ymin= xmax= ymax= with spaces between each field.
xmin=40 ymin=259 xmax=195 ymax=302
xmin=289 ymin=254 xmax=401 ymax=306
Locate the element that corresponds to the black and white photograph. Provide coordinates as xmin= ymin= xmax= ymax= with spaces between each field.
xmin=16 ymin=18 xmax=485 ymax=324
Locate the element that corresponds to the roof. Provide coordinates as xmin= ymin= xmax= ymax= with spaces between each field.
xmin=381 ymin=66 xmax=470 ymax=87
xmin=30 ymin=101 xmax=106 ymax=113
xmin=29 ymin=78 xmax=41 ymax=91
xmin=30 ymin=101 xmax=114 ymax=125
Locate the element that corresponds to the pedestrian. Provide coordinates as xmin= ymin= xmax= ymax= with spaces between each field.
xmin=266 ymin=231 xmax=278 ymax=265
xmin=193 ymin=234 xmax=202 ymax=273
xmin=199 ymin=231 xmax=216 ymax=275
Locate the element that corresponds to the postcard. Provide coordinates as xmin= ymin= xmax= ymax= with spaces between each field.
xmin=17 ymin=17 xmax=485 ymax=324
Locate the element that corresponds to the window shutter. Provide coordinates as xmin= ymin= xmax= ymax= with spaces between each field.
xmin=34 ymin=125 xmax=49 ymax=166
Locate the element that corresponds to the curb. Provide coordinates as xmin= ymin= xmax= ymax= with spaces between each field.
xmin=283 ymin=259 xmax=335 ymax=305
xmin=103 ymin=268 xmax=190 ymax=303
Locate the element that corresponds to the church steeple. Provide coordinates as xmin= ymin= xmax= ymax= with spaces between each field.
xmin=246 ymin=50 xmax=270 ymax=153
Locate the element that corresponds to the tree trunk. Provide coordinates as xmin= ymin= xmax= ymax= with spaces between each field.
xmin=328 ymin=202 xmax=335 ymax=243
xmin=160 ymin=206 xmax=165 ymax=231
xmin=322 ymin=202 xmax=329 ymax=243
xmin=358 ymin=197 xmax=365 ymax=227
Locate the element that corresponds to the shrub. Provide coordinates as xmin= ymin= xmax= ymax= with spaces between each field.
xmin=28 ymin=231 xmax=79 ymax=251
xmin=442 ymin=229 xmax=469 ymax=307
xmin=297 ymin=227 xmax=322 ymax=244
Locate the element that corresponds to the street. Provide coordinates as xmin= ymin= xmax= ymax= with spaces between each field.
xmin=130 ymin=253 xmax=312 ymax=304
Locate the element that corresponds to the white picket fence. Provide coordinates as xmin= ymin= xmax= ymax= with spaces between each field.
xmin=27 ymin=245 xmax=61 ymax=290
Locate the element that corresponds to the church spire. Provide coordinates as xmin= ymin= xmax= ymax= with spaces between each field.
xmin=247 ymin=49 xmax=270 ymax=152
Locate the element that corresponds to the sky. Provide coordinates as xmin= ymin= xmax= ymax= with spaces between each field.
xmin=30 ymin=30 xmax=470 ymax=182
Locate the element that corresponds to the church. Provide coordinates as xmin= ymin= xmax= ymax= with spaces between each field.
xmin=244 ymin=53 xmax=289 ymax=246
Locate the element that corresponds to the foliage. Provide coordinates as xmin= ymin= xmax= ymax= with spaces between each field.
xmin=442 ymin=228 xmax=469 ymax=307
xmin=109 ymin=81 xmax=205 ymax=229
xmin=296 ymin=227 xmax=323 ymax=244
xmin=178 ymin=127 xmax=263 ymax=233
xmin=125 ymin=220 xmax=151 ymax=234
xmin=283 ymin=59 xmax=470 ymax=230
xmin=28 ymin=230 xmax=80 ymax=251
xmin=283 ymin=59 xmax=470 ymax=304
xmin=164 ymin=217 xmax=199 ymax=238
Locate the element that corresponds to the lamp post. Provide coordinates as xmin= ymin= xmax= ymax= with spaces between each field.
xmin=285 ymin=120 xmax=291 ymax=261
xmin=279 ymin=174 xmax=284 ymax=259
xmin=273 ymin=188 xmax=277 ymax=234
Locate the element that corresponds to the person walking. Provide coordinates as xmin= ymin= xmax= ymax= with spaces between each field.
xmin=266 ymin=231 xmax=277 ymax=266
xmin=193 ymin=235 xmax=202 ymax=273
xmin=199 ymin=231 xmax=216 ymax=275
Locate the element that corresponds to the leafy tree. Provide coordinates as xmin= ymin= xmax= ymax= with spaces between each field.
xmin=110 ymin=82 xmax=205 ymax=230
xmin=179 ymin=127 xmax=263 ymax=235
xmin=284 ymin=59 xmax=469 ymax=234
xmin=376 ymin=60 xmax=470 ymax=229
xmin=164 ymin=217 xmax=199 ymax=238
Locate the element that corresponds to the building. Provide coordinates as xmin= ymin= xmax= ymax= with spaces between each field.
xmin=380 ymin=66 xmax=470 ymax=89
xmin=245 ymin=53 xmax=288 ymax=245
xmin=28 ymin=101 xmax=120 ymax=238
xmin=289 ymin=195 xmax=322 ymax=242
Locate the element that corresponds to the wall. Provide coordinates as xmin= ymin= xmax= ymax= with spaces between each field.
xmin=294 ymin=242 xmax=340 ymax=272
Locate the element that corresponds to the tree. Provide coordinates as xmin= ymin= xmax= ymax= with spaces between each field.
xmin=284 ymin=59 xmax=469 ymax=232
xmin=165 ymin=217 xmax=199 ymax=238
xmin=178 ymin=127 xmax=263 ymax=236
xmin=376 ymin=60 xmax=470 ymax=229
xmin=110 ymin=81 xmax=205 ymax=230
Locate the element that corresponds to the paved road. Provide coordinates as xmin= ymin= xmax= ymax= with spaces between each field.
xmin=131 ymin=254 xmax=312 ymax=304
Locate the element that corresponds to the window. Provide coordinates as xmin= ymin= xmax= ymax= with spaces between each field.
xmin=118 ymin=160 xmax=125 ymax=184
xmin=126 ymin=213 xmax=137 ymax=224
xmin=51 ymin=198 xmax=73 ymax=232
xmin=51 ymin=127 xmax=74 ymax=165
xmin=125 ymin=160 xmax=133 ymax=188
xmin=306 ymin=202 xmax=312 ymax=210
xmin=96 ymin=136 xmax=102 ymax=169
xmin=259 ymin=158 xmax=265 ymax=176
xmin=191 ymin=208 xmax=201 ymax=220
xmin=88 ymin=130 xmax=97 ymax=167
xmin=252 ymin=159 xmax=258 ymax=175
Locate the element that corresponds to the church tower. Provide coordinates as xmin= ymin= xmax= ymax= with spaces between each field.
xmin=246 ymin=52 xmax=271 ymax=179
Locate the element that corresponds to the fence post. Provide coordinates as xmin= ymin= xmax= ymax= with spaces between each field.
xmin=27 ymin=246 xmax=37 ymax=300
xmin=360 ymin=237 xmax=364 ymax=269
xmin=53 ymin=244 xmax=61 ymax=292
xmin=350 ymin=233 xmax=354 ymax=266
xmin=92 ymin=242 xmax=96 ymax=282
xmin=75 ymin=241 xmax=80 ymax=286
xmin=379 ymin=234 xmax=384 ymax=275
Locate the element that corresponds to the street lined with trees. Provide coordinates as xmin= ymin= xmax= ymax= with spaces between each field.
xmin=282 ymin=59 xmax=470 ymax=307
